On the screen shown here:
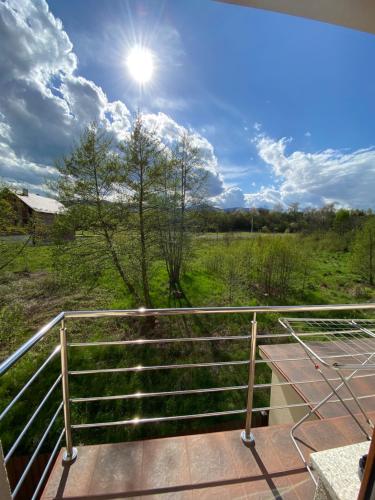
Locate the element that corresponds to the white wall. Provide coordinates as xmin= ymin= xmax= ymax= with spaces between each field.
xmin=268 ymin=369 xmax=318 ymax=426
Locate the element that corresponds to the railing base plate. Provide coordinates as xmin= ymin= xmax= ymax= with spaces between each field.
xmin=241 ymin=430 xmax=255 ymax=447
xmin=62 ymin=447 xmax=78 ymax=463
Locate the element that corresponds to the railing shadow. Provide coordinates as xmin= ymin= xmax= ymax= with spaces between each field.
xmin=52 ymin=463 xmax=308 ymax=499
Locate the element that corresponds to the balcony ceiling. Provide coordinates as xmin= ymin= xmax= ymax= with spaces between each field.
xmin=218 ymin=0 xmax=375 ymax=35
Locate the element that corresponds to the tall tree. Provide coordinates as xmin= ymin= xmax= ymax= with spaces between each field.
xmin=155 ymin=132 xmax=206 ymax=298
xmin=119 ymin=115 xmax=164 ymax=308
xmin=54 ymin=123 xmax=140 ymax=302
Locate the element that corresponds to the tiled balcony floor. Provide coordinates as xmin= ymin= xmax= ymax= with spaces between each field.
xmin=42 ymin=412 xmax=374 ymax=499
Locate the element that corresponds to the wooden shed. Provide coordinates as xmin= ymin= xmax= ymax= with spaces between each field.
xmin=8 ymin=189 xmax=64 ymax=228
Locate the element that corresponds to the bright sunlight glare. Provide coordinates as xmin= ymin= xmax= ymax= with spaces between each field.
xmin=126 ymin=46 xmax=154 ymax=84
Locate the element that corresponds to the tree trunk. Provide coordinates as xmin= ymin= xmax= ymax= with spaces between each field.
xmin=138 ymin=166 xmax=153 ymax=308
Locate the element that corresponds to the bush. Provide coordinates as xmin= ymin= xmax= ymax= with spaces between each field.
xmin=251 ymin=236 xmax=309 ymax=297
xmin=203 ymin=235 xmax=310 ymax=300
xmin=351 ymin=218 xmax=375 ymax=285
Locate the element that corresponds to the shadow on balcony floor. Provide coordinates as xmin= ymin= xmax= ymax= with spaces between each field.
xmin=42 ymin=411 xmax=374 ymax=499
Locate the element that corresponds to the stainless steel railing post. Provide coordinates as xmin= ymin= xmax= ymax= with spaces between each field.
xmin=60 ymin=319 xmax=77 ymax=463
xmin=241 ymin=312 xmax=257 ymax=447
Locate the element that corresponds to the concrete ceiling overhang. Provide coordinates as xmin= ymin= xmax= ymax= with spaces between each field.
xmin=217 ymin=0 xmax=375 ymax=35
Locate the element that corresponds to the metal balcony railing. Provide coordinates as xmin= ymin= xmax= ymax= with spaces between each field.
xmin=1 ymin=303 xmax=375 ymax=498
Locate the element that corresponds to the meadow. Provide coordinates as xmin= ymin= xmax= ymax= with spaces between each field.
xmin=1 ymin=230 xmax=374 ymax=458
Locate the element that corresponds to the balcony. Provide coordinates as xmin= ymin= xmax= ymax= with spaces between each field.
xmin=1 ymin=304 xmax=375 ymax=499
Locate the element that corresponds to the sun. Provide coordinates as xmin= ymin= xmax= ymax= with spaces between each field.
xmin=126 ymin=46 xmax=154 ymax=84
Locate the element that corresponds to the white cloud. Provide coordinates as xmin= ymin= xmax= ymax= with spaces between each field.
xmin=0 ymin=0 xmax=227 ymax=201
xmin=212 ymin=186 xmax=245 ymax=209
xmin=4 ymin=1 xmax=372 ymax=211
xmin=245 ymin=187 xmax=284 ymax=209
xmin=0 ymin=0 xmax=135 ymax=189
xmin=0 ymin=0 xmax=77 ymax=86
xmin=143 ymin=112 xmax=224 ymax=197
xmin=248 ymin=133 xmax=375 ymax=209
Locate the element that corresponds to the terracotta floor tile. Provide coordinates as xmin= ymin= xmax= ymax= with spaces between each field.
xmin=42 ymin=445 xmax=100 ymax=499
xmin=186 ymin=432 xmax=239 ymax=485
xmin=141 ymin=435 xmax=190 ymax=490
xmin=87 ymin=441 xmax=143 ymax=496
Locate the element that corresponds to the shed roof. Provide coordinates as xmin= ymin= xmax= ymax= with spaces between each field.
xmin=16 ymin=193 xmax=64 ymax=214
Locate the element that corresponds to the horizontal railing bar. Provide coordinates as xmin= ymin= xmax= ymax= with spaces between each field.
xmin=71 ymin=408 xmax=247 ymax=429
xmin=71 ymin=385 xmax=248 ymax=403
xmin=0 ymin=313 xmax=63 ymax=377
xmin=0 ymin=346 xmax=61 ymax=422
xmin=11 ymin=402 xmax=63 ymax=498
xmin=71 ymin=372 xmax=375 ymax=403
xmin=70 ymin=349 xmax=375 ymax=376
xmin=253 ymin=392 xmax=375 ymax=412
xmin=69 ymin=359 xmax=249 ymax=376
xmin=64 ymin=303 xmax=375 ymax=319
xmin=69 ymin=335 xmax=251 ymax=347
xmin=68 ymin=329 xmax=375 ymax=347
xmin=30 ymin=429 xmax=64 ymax=500
xmin=4 ymin=375 xmax=62 ymax=464
xmin=69 ymin=330 xmax=359 ymax=348
xmin=72 ymin=392 xmax=375 ymax=430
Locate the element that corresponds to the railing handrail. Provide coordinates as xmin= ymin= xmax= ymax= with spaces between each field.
xmin=2 ymin=302 xmax=375 ymax=377
xmin=64 ymin=303 xmax=375 ymax=318
xmin=0 ymin=312 xmax=64 ymax=377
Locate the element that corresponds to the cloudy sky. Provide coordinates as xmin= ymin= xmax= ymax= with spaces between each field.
xmin=1 ymin=0 xmax=375 ymax=209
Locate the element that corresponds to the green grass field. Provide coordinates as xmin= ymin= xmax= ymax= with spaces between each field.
xmin=1 ymin=232 xmax=374 ymax=455
xmin=2 ymin=233 xmax=374 ymax=344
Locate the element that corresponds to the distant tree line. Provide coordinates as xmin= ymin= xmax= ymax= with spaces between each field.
xmin=198 ymin=203 xmax=372 ymax=235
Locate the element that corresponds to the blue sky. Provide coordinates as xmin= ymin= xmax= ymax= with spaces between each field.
xmin=1 ymin=0 xmax=375 ymax=208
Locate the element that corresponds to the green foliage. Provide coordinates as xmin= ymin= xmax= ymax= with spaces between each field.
xmin=334 ymin=209 xmax=352 ymax=235
xmin=153 ymin=132 xmax=206 ymax=298
xmin=352 ymin=217 xmax=375 ymax=285
xmin=253 ymin=235 xmax=310 ymax=297
xmin=53 ymin=117 xmax=209 ymax=308
xmin=0 ymin=187 xmax=18 ymax=234
xmin=202 ymin=235 xmax=311 ymax=301
xmin=53 ymin=122 xmax=144 ymax=303
xmin=199 ymin=203 xmax=366 ymax=235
